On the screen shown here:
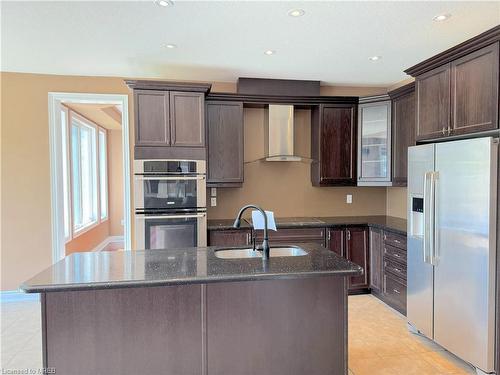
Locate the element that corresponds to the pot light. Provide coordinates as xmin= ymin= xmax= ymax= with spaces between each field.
xmin=155 ymin=0 xmax=173 ymax=7
xmin=368 ymin=56 xmax=381 ymax=61
xmin=264 ymin=50 xmax=276 ymax=56
xmin=288 ymin=9 xmax=305 ymax=17
xmin=433 ymin=14 xmax=451 ymax=22
xmin=165 ymin=43 xmax=177 ymax=49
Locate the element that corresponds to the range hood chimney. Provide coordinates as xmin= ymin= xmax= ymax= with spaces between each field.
xmin=264 ymin=104 xmax=302 ymax=162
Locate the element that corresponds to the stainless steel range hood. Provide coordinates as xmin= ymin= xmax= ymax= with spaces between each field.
xmin=264 ymin=104 xmax=302 ymax=162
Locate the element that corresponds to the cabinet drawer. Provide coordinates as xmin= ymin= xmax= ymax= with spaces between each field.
xmin=384 ymin=274 xmax=407 ymax=314
xmin=383 ymin=231 xmax=407 ymax=250
xmin=255 ymin=228 xmax=325 ymax=243
xmin=384 ymin=259 xmax=407 ymax=282
xmin=383 ymin=244 xmax=407 ymax=265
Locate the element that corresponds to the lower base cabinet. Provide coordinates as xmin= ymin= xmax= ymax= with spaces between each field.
xmin=373 ymin=230 xmax=407 ymax=315
xmin=208 ymin=229 xmax=252 ymax=247
xmin=327 ymin=226 xmax=369 ymax=293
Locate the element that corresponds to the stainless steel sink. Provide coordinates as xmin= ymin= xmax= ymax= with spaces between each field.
xmin=214 ymin=246 xmax=308 ymax=259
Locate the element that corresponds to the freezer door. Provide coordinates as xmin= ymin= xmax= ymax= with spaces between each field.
xmin=407 ymin=144 xmax=435 ymax=338
xmin=434 ymin=137 xmax=497 ymax=373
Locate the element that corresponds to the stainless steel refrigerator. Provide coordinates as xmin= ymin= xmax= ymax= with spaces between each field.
xmin=407 ymin=137 xmax=498 ymax=374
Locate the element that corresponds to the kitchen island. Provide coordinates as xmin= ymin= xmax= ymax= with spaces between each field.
xmin=22 ymin=243 xmax=362 ymax=375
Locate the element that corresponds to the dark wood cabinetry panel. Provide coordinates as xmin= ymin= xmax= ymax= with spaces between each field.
xmin=134 ymin=90 xmax=170 ymax=147
xmin=254 ymin=228 xmax=325 ymax=247
xmin=311 ymin=104 xmax=357 ymax=186
xmin=345 ymin=227 xmax=369 ymax=291
xmin=390 ymin=83 xmax=415 ymax=186
xmin=416 ymin=64 xmax=451 ymax=141
xmin=206 ymin=101 xmax=244 ymax=186
xmin=369 ymin=228 xmax=383 ymax=294
xmin=451 ymin=43 xmax=499 ymax=135
xmin=326 ymin=228 xmax=345 ymax=257
xmin=383 ymin=273 xmax=407 ymax=314
xmin=209 ymin=229 xmax=251 ymax=247
xmin=169 ymin=91 xmax=205 ymax=147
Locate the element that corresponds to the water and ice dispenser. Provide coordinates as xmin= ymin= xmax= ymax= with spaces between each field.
xmin=410 ymin=197 xmax=424 ymax=237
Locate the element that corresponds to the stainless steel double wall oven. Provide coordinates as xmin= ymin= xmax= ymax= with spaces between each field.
xmin=134 ymin=160 xmax=207 ymax=250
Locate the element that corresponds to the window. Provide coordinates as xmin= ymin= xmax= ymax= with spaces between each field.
xmin=61 ymin=109 xmax=108 ymax=241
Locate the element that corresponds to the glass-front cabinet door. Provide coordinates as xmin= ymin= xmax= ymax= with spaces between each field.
xmin=357 ymin=97 xmax=392 ymax=185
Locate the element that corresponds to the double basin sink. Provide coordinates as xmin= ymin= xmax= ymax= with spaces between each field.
xmin=215 ymin=246 xmax=308 ymax=259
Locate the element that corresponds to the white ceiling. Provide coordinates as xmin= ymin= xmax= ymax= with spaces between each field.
xmin=1 ymin=1 xmax=499 ymax=86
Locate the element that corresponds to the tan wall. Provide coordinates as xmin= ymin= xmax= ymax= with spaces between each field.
xmin=207 ymin=107 xmax=388 ymax=219
xmin=108 ymin=130 xmax=124 ymax=236
xmin=65 ymin=222 xmax=110 ymax=255
xmin=1 ymin=72 xmax=133 ymax=290
xmin=386 ymin=187 xmax=407 ymax=219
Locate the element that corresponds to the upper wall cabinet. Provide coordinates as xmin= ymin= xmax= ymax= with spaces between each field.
xmin=357 ymin=96 xmax=391 ymax=186
xmin=206 ymin=101 xmax=244 ymax=187
xmin=311 ymin=104 xmax=357 ymax=186
xmin=451 ymin=43 xmax=499 ymax=136
xmin=405 ymin=26 xmax=499 ymax=141
xmin=126 ymin=80 xmax=211 ymax=160
xmin=389 ymin=83 xmax=416 ymax=187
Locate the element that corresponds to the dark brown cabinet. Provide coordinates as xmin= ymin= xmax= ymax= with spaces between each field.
xmin=206 ymin=101 xmax=244 ymax=187
xmin=389 ymin=83 xmax=415 ymax=186
xmin=326 ymin=228 xmax=344 ymax=257
xmin=134 ymin=90 xmax=170 ymax=147
xmin=326 ymin=226 xmax=369 ymax=293
xmin=126 ymin=80 xmax=211 ymax=159
xmin=345 ymin=227 xmax=369 ymax=292
xmin=255 ymin=228 xmax=325 ymax=247
xmin=311 ymin=104 xmax=357 ymax=186
xmin=406 ymin=28 xmax=500 ymax=141
xmin=369 ymin=227 xmax=383 ymax=294
xmin=416 ymin=64 xmax=451 ymax=141
xmin=451 ymin=43 xmax=499 ymax=135
xmin=208 ymin=229 xmax=252 ymax=247
xmin=169 ymin=91 xmax=205 ymax=147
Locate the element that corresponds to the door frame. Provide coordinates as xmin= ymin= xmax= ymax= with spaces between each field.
xmin=48 ymin=92 xmax=131 ymax=263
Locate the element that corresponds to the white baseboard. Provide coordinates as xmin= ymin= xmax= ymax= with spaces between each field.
xmin=92 ymin=235 xmax=124 ymax=252
xmin=1 ymin=290 xmax=40 ymax=303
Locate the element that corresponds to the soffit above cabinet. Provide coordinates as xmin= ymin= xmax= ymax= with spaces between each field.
xmin=125 ymin=80 xmax=212 ymax=93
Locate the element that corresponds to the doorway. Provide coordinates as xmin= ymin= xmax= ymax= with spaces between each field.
xmin=48 ymin=93 xmax=131 ymax=263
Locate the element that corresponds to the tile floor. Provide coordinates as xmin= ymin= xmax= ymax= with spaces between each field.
xmin=0 ymin=294 xmax=477 ymax=374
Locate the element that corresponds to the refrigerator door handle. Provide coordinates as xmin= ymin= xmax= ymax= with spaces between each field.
xmin=423 ymin=171 xmax=432 ymax=264
xmin=430 ymin=171 xmax=439 ymax=266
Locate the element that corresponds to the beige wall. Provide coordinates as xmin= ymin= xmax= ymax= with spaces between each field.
xmin=65 ymin=222 xmax=109 ymax=255
xmin=0 ymin=71 xmax=404 ymax=291
xmin=1 ymin=72 xmax=133 ymax=290
xmin=386 ymin=187 xmax=407 ymax=219
xmin=108 ymin=129 xmax=124 ymax=236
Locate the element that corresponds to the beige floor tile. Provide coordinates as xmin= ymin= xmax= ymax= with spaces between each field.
xmin=421 ymin=351 xmax=476 ymax=374
xmin=380 ymin=354 xmax=444 ymax=375
xmin=349 ymin=355 xmax=398 ymax=375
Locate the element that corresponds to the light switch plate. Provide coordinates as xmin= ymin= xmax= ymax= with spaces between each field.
xmin=346 ymin=194 xmax=353 ymax=204
xmin=210 ymin=197 xmax=217 ymax=207
xmin=211 ymin=188 xmax=217 ymax=197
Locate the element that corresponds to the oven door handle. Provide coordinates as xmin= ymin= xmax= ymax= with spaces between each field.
xmin=135 ymin=213 xmax=206 ymax=220
xmin=135 ymin=176 xmax=205 ymax=181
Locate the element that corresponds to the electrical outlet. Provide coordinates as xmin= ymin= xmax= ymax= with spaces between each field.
xmin=210 ymin=197 xmax=217 ymax=207
xmin=211 ymin=187 xmax=217 ymax=197
xmin=346 ymin=194 xmax=353 ymax=204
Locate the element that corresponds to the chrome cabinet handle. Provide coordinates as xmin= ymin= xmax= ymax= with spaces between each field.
xmin=393 ymin=253 xmax=401 ymax=258
xmin=327 ymin=231 xmax=331 ymax=241
xmin=447 ymin=126 xmax=452 ymax=135
xmin=393 ymin=289 xmax=401 ymax=294
xmin=442 ymin=127 xmax=446 ymax=135
xmin=247 ymin=232 xmax=251 ymax=244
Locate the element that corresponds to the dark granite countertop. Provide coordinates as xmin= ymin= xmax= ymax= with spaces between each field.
xmin=20 ymin=243 xmax=362 ymax=293
xmin=208 ymin=215 xmax=406 ymax=235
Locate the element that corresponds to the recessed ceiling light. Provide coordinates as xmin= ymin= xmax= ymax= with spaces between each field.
xmin=368 ymin=56 xmax=381 ymax=61
xmin=433 ymin=14 xmax=451 ymax=22
xmin=155 ymin=0 xmax=173 ymax=7
xmin=288 ymin=9 xmax=305 ymax=17
xmin=264 ymin=50 xmax=276 ymax=56
xmin=165 ymin=43 xmax=177 ymax=49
